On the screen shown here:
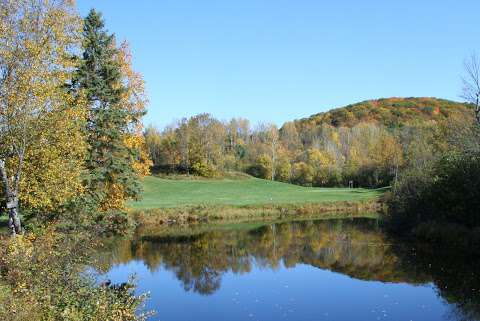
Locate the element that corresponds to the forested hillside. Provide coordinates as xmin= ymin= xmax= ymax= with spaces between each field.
xmin=295 ymin=97 xmax=473 ymax=129
xmin=145 ymin=97 xmax=475 ymax=188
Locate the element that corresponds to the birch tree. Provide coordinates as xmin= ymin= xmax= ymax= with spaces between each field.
xmin=0 ymin=0 xmax=81 ymax=235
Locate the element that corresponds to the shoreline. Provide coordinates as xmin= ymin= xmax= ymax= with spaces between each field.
xmin=130 ymin=199 xmax=385 ymax=228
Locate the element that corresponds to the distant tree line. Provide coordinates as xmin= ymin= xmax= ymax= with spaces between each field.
xmin=144 ymin=98 xmax=473 ymax=189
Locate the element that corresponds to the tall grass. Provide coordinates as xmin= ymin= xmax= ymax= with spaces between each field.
xmin=130 ymin=199 xmax=384 ymax=227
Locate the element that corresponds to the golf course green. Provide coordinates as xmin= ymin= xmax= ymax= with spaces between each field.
xmin=129 ymin=176 xmax=385 ymax=210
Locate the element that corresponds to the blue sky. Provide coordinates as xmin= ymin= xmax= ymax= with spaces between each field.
xmin=77 ymin=0 xmax=479 ymax=128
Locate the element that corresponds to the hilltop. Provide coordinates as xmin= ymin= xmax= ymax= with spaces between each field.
xmin=293 ymin=97 xmax=474 ymax=129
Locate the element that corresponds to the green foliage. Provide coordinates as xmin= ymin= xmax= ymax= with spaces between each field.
xmin=387 ymin=151 xmax=480 ymax=234
xmin=326 ymin=167 xmax=343 ymax=187
xmin=74 ymin=9 xmax=143 ymax=211
xmin=0 ymin=4 xmax=151 ymax=320
xmin=246 ymin=164 xmax=268 ymax=179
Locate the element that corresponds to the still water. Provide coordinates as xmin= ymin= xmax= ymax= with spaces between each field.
xmin=97 ymin=218 xmax=480 ymax=321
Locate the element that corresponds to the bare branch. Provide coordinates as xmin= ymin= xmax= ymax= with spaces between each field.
xmin=462 ymin=52 xmax=480 ymax=125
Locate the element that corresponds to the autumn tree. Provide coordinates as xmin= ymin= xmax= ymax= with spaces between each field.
xmin=275 ymin=150 xmax=292 ymax=182
xmin=0 ymin=0 xmax=85 ymax=234
xmin=292 ymin=162 xmax=314 ymax=186
xmin=181 ymin=114 xmax=226 ymax=177
xmin=227 ymin=118 xmax=250 ymax=151
xmin=280 ymin=121 xmax=302 ymax=156
xmin=306 ymin=148 xmax=335 ymax=186
xmin=246 ymin=123 xmax=280 ymax=180
xmin=144 ymin=125 xmax=163 ymax=166
xmin=117 ymin=41 xmax=152 ymax=177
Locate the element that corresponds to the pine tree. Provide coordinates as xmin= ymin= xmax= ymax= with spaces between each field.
xmin=74 ymin=9 xmax=142 ymax=210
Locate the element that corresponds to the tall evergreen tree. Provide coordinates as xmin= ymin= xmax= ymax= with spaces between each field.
xmin=74 ymin=9 xmax=142 ymax=210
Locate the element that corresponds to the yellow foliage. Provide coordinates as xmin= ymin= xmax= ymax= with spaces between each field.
xmin=117 ymin=41 xmax=152 ymax=177
xmin=372 ymin=132 xmax=404 ymax=167
xmin=124 ymin=133 xmax=152 ymax=177
xmin=21 ymin=103 xmax=87 ymax=211
xmin=275 ymin=157 xmax=292 ymax=182
xmin=0 ymin=0 xmax=86 ymax=212
xmin=101 ymin=183 xmax=128 ymax=211
xmin=331 ymin=131 xmax=340 ymax=145
xmin=307 ymin=148 xmax=334 ymax=168
xmin=292 ymin=162 xmax=314 ymax=185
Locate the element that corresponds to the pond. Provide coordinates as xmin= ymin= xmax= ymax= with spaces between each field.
xmin=96 ymin=217 xmax=480 ymax=321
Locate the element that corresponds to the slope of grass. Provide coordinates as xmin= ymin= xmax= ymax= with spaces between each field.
xmin=130 ymin=176 xmax=384 ymax=210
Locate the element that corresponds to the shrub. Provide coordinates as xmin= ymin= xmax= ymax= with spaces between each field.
xmin=291 ymin=162 xmax=313 ymax=186
xmin=387 ymin=151 xmax=480 ymax=234
xmin=191 ymin=161 xmax=217 ymax=178
xmin=246 ymin=155 xmax=271 ymax=179
xmin=0 ymin=230 xmax=151 ymax=321
xmin=275 ymin=159 xmax=292 ymax=182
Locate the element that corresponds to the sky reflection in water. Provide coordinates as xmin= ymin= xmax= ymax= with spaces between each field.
xmin=99 ymin=218 xmax=480 ymax=321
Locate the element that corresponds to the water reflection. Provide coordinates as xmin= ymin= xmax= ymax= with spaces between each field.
xmin=388 ymin=241 xmax=480 ymax=321
xmin=97 ymin=218 xmax=480 ymax=321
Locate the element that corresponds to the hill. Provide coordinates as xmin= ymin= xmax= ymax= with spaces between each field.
xmin=144 ymin=97 xmax=476 ymax=189
xmin=294 ymin=97 xmax=474 ymax=130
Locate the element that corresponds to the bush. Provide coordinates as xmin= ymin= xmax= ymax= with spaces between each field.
xmin=275 ymin=159 xmax=292 ymax=182
xmin=191 ymin=161 xmax=217 ymax=178
xmin=0 ymin=230 xmax=151 ymax=320
xmin=387 ymin=151 xmax=480 ymax=234
xmin=291 ymin=162 xmax=313 ymax=186
xmin=246 ymin=155 xmax=271 ymax=179
xmin=386 ymin=166 xmax=434 ymax=232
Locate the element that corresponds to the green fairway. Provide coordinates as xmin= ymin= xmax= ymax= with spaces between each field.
xmin=130 ymin=176 xmax=385 ymax=210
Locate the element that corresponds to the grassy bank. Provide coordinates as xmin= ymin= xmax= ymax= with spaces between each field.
xmin=132 ymin=201 xmax=383 ymax=226
xmin=129 ymin=176 xmax=386 ymax=226
xmin=130 ymin=176 xmax=385 ymax=209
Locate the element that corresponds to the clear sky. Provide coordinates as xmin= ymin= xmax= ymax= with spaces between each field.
xmin=77 ymin=0 xmax=480 ymax=128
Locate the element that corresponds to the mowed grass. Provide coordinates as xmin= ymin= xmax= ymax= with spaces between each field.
xmin=129 ymin=176 xmax=385 ymax=210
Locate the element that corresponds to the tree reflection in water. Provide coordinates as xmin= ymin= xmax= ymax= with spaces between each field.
xmin=97 ymin=218 xmax=480 ymax=321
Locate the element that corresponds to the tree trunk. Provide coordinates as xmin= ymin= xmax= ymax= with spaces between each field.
xmin=7 ymin=199 xmax=21 ymax=236
xmin=271 ymin=141 xmax=276 ymax=181
xmin=0 ymin=159 xmax=22 ymax=236
xmin=475 ymin=93 xmax=480 ymax=126
xmin=476 ymin=96 xmax=480 ymax=125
